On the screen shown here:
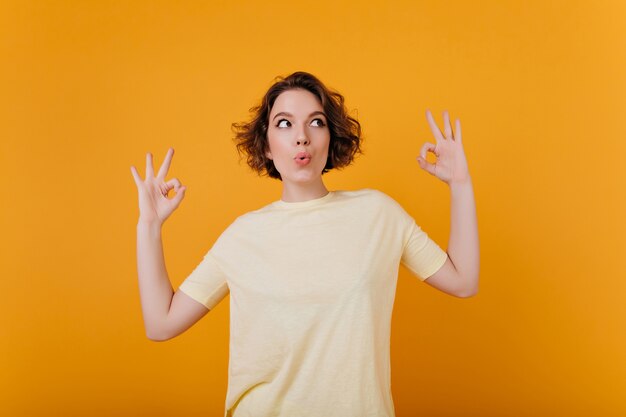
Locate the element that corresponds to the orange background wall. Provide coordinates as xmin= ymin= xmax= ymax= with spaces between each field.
xmin=1 ymin=1 xmax=625 ymax=416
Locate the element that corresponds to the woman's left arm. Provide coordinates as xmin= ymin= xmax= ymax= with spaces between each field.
xmin=417 ymin=109 xmax=480 ymax=296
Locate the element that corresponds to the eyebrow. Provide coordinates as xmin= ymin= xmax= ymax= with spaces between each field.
xmin=272 ymin=111 xmax=327 ymax=121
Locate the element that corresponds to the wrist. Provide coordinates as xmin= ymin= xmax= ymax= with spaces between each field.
xmin=137 ymin=217 xmax=163 ymax=230
xmin=448 ymin=176 xmax=473 ymax=190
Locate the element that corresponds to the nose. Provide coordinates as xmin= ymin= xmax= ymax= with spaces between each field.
xmin=294 ymin=122 xmax=310 ymax=146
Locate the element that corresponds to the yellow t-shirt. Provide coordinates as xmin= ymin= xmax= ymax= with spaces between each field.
xmin=178 ymin=188 xmax=448 ymax=417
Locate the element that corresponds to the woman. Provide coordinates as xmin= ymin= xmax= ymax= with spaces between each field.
xmin=130 ymin=71 xmax=479 ymax=416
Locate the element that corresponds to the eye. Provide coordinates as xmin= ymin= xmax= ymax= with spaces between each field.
xmin=311 ymin=118 xmax=326 ymax=127
xmin=276 ymin=119 xmax=290 ymax=128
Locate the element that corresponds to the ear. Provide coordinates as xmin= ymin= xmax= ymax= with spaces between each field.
xmin=265 ymin=150 xmax=273 ymax=160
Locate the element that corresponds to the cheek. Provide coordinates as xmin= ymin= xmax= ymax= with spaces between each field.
xmin=266 ymin=132 xmax=280 ymax=154
xmin=317 ymin=132 xmax=331 ymax=153
xmin=310 ymin=128 xmax=330 ymax=143
xmin=266 ymin=136 xmax=289 ymax=164
xmin=267 ymin=137 xmax=284 ymax=155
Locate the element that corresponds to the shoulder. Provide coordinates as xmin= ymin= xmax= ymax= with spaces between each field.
xmin=332 ymin=188 xmax=408 ymax=218
xmin=221 ymin=200 xmax=280 ymax=234
xmin=334 ymin=187 xmax=392 ymax=203
xmin=358 ymin=189 xmax=415 ymax=227
xmin=348 ymin=188 xmax=404 ymax=209
xmin=209 ymin=210 xmax=263 ymax=251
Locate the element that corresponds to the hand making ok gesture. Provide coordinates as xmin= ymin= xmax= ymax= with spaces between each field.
xmin=417 ymin=109 xmax=471 ymax=185
xmin=130 ymin=147 xmax=186 ymax=226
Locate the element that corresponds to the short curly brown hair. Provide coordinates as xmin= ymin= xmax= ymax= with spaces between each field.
xmin=231 ymin=71 xmax=363 ymax=180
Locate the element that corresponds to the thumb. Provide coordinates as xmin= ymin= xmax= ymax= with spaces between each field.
xmin=417 ymin=156 xmax=437 ymax=176
xmin=172 ymin=186 xmax=186 ymax=207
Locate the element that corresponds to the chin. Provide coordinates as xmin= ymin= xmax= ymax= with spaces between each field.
xmin=286 ymin=171 xmax=323 ymax=184
xmin=290 ymin=176 xmax=318 ymax=184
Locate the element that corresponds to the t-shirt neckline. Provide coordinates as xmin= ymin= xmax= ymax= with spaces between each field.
xmin=273 ymin=190 xmax=335 ymax=209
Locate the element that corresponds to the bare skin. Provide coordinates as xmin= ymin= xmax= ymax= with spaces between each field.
xmin=416 ymin=109 xmax=479 ymax=297
xmin=265 ymin=89 xmax=330 ymax=202
xmin=130 ymin=106 xmax=478 ymax=341
xmin=131 ymin=148 xmax=211 ymax=341
xmin=130 ymin=148 xmax=186 ymax=225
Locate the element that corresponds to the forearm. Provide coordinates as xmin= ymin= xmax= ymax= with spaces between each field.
xmin=447 ymin=177 xmax=480 ymax=295
xmin=136 ymin=219 xmax=174 ymax=339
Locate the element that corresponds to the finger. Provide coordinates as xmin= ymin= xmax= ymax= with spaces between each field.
xmin=146 ymin=152 xmax=155 ymax=179
xmin=419 ymin=142 xmax=437 ymax=160
xmin=455 ymin=118 xmax=462 ymax=144
xmin=165 ymin=178 xmax=182 ymax=191
xmin=416 ymin=155 xmax=437 ymax=176
xmin=425 ymin=109 xmax=445 ymax=143
xmin=443 ymin=110 xmax=453 ymax=140
xmin=159 ymin=178 xmax=182 ymax=199
xmin=130 ymin=166 xmax=143 ymax=187
xmin=157 ymin=147 xmax=174 ymax=180
xmin=171 ymin=186 xmax=186 ymax=208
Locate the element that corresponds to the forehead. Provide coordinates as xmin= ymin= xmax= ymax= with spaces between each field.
xmin=270 ymin=89 xmax=323 ymax=116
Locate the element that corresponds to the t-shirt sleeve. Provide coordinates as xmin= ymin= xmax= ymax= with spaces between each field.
xmin=401 ymin=221 xmax=449 ymax=281
xmin=178 ymin=251 xmax=229 ymax=310
xmin=375 ymin=189 xmax=448 ymax=281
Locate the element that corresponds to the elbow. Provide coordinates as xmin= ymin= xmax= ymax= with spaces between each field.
xmin=145 ymin=327 xmax=172 ymax=342
xmin=146 ymin=333 xmax=171 ymax=342
xmin=146 ymin=334 xmax=168 ymax=342
xmin=458 ymin=276 xmax=479 ymax=298
xmin=459 ymin=287 xmax=479 ymax=298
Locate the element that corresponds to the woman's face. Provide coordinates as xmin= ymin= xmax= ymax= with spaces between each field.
xmin=266 ymin=88 xmax=330 ymax=185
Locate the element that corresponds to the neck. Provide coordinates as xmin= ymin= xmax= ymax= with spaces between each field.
xmin=280 ymin=179 xmax=329 ymax=203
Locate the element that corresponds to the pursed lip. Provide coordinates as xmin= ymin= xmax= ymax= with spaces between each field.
xmin=294 ymin=151 xmax=311 ymax=160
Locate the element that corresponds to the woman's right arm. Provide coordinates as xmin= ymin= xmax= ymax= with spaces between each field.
xmin=131 ymin=148 xmax=210 ymax=341
xmin=136 ymin=218 xmax=210 ymax=341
